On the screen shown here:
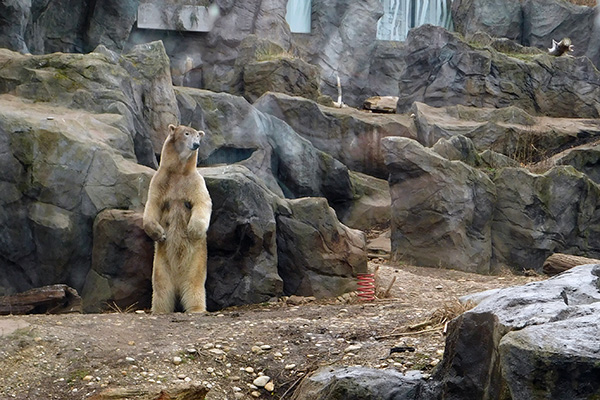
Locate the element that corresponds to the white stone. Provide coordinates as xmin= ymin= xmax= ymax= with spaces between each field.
xmin=253 ymin=375 xmax=270 ymax=387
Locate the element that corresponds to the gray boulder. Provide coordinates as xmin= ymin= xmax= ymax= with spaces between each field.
xmin=0 ymin=0 xmax=30 ymax=54
xmin=543 ymin=141 xmax=600 ymax=185
xmin=397 ymin=25 xmax=600 ymax=119
xmin=382 ymin=137 xmax=496 ymax=274
xmin=86 ymin=0 xmax=138 ymax=52
xmin=0 ymin=42 xmax=181 ymax=167
xmin=412 ymin=102 xmax=600 ymax=163
xmin=291 ymin=367 xmax=427 ymax=400
xmin=276 ymin=197 xmax=368 ymax=298
xmin=243 ymin=57 xmax=321 ymax=104
xmin=492 ymin=166 xmax=600 ymax=271
xmin=451 ymin=0 xmax=523 ymax=42
xmin=0 ymin=95 xmax=153 ymax=297
xmin=201 ymin=165 xmax=283 ymax=311
xmin=81 ymin=210 xmax=153 ymax=313
xmin=175 ymin=87 xmax=354 ymax=205
xmin=340 ymin=171 xmax=391 ymax=231
xmin=254 ymin=91 xmax=416 ymax=179
xmin=436 ymin=264 xmax=600 ymax=400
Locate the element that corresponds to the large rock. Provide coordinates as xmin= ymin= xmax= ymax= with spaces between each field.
xmin=175 ymin=87 xmax=354 ymax=205
xmin=0 ymin=95 xmax=153 ymax=297
xmin=291 ymin=0 xmax=384 ymax=107
xmin=435 ymin=264 xmax=600 ymax=400
xmin=201 ymin=165 xmax=283 ymax=311
xmin=0 ymin=0 xmax=30 ymax=54
xmin=243 ymin=57 xmax=321 ymax=103
xmin=254 ymin=91 xmax=416 ymax=179
xmin=382 ymin=137 xmax=496 ymax=274
xmin=291 ymin=367 xmax=428 ymax=400
xmin=276 ymin=197 xmax=368 ymax=298
xmin=130 ymin=0 xmax=293 ymax=95
xmin=81 ymin=210 xmax=153 ymax=313
xmin=86 ymin=0 xmax=138 ymax=52
xmin=397 ymin=25 xmax=600 ymax=119
xmin=412 ymin=102 xmax=600 ymax=162
xmin=0 ymin=43 xmax=180 ymax=167
xmin=492 ymin=166 xmax=600 ymax=271
xmin=451 ymin=0 xmax=523 ymax=42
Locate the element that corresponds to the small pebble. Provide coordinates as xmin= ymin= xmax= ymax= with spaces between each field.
xmin=260 ymin=345 xmax=272 ymax=350
xmin=344 ymin=344 xmax=363 ymax=353
xmin=264 ymin=381 xmax=275 ymax=391
xmin=82 ymin=375 xmax=93 ymax=381
xmin=173 ymin=356 xmax=182 ymax=365
xmin=245 ymin=367 xmax=255 ymax=374
xmin=284 ymin=364 xmax=296 ymax=370
xmin=251 ymin=391 xmax=261 ymax=398
xmin=253 ymin=375 xmax=270 ymax=387
xmin=125 ymin=357 xmax=135 ymax=363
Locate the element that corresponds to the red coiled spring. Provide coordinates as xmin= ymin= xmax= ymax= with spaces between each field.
xmin=357 ymin=273 xmax=376 ymax=301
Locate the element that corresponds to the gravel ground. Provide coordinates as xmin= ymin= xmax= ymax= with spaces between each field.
xmin=0 ymin=258 xmax=542 ymax=400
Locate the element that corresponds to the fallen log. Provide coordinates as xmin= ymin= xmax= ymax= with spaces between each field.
xmin=0 ymin=284 xmax=81 ymax=315
xmin=542 ymin=253 xmax=600 ymax=276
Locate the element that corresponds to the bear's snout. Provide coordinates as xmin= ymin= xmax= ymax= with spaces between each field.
xmin=191 ymin=141 xmax=200 ymax=150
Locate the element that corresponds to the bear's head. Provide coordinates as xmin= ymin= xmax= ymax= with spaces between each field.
xmin=166 ymin=124 xmax=205 ymax=160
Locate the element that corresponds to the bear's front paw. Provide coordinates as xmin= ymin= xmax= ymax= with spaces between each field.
xmin=187 ymin=219 xmax=208 ymax=240
xmin=144 ymin=221 xmax=167 ymax=242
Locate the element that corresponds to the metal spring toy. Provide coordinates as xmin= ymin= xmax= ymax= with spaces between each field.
xmin=357 ymin=273 xmax=376 ymax=301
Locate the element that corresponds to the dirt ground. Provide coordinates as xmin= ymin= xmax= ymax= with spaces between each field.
xmin=0 ymin=249 xmax=543 ymax=400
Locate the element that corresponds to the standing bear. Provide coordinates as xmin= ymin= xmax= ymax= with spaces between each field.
xmin=143 ymin=124 xmax=212 ymax=313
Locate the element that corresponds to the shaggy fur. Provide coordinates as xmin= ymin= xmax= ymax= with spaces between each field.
xmin=143 ymin=124 xmax=212 ymax=313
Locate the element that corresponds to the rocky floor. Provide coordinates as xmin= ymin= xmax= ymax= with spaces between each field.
xmin=0 ymin=258 xmax=542 ymax=400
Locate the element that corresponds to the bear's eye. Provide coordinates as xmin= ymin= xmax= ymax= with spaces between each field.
xmin=184 ymin=132 xmax=189 ymax=136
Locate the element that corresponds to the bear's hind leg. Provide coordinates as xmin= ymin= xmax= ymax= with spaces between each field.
xmin=180 ymin=262 xmax=207 ymax=313
xmin=151 ymin=255 xmax=176 ymax=314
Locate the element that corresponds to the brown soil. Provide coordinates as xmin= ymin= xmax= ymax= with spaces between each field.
xmin=0 ymin=255 xmax=543 ymax=400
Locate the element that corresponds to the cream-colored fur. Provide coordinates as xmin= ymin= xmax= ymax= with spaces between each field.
xmin=143 ymin=124 xmax=212 ymax=313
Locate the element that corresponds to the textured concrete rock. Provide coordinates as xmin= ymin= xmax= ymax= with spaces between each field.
xmin=0 ymin=0 xmax=30 ymax=54
xmin=243 ymin=57 xmax=321 ymax=103
xmin=0 ymin=95 xmax=153 ymax=297
xmin=435 ymin=264 xmax=600 ymax=400
xmin=201 ymin=165 xmax=283 ymax=311
xmin=451 ymin=0 xmax=523 ymax=42
xmin=492 ymin=166 xmax=600 ymax=271
xmin=0 ymin=43 xmax=181 ymax=167
xmin=383 ymin=137 xmax=496 ymax=273
xmin=291 ymin=366 xmax=428 ymax=400
xmin=412 ymin=102 xmax=600 ymax=163
xmin=276 ymin=197 xmax=367 ymax=298
xmin=81 ymin=210 xmax=153 ymax=313
xmin=175 ymin=87 xmax=353 ymax=205
xmin=254 ymin=91 xmax=416 ymax=179
xmin=397 ymin=25 xmax=600 ymax=119
xmin=291 ymin=0 xmax=384 ymax=107
xmin=86 ymin=0 xmax=138 ymax=51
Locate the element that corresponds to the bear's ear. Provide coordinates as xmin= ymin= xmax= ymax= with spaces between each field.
xmin=199 ymin=130 xmax=206 ymax=137
xmin=168 ymin=124 xmax=177 ymax=133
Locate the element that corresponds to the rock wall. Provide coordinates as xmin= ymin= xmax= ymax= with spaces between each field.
xmin=0 ymin=45 xmax=369 ymax=311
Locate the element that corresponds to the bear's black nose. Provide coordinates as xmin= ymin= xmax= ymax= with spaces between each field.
xmin=191 ymin=142 xmax=200 ymax=150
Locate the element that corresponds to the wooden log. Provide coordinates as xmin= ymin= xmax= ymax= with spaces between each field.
xmin=0 ymin=284 xmax=82 ymax=315
xmin=363 ymin=96 xmax=399 ymax=113
xmin=542 ymin=253 xmax=600 ymax=276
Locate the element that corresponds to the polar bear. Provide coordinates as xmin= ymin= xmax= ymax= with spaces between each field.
xmin=143 ymin=124 xmax=212 ymax=313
